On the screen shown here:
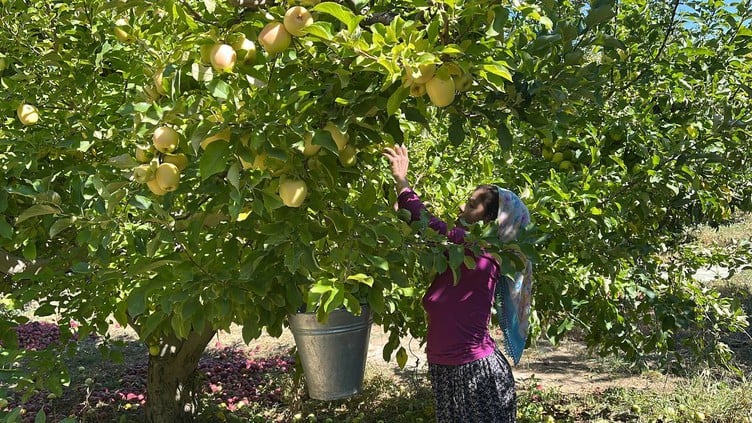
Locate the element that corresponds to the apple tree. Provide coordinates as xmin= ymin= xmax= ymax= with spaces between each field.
xmin=1 ymin=0 xmax=751 ymax=421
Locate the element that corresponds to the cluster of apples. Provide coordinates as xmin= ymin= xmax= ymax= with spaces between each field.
xmin=277 ymin=121 xmax=355 ymax=208
xmin=194 ymin=5 xmax=314 ymax=73
xmin=132 ymin=126 xmax=188 ymax=195
xmin=257 ymin=6 xmax=314 ymax=55
xmin=541 ymin=137 xmax=577 ymax=171
xmin=401 ymin=62 xmax=473 ymax=108
xmin=200 ymin=33 xmax=257 ymax=74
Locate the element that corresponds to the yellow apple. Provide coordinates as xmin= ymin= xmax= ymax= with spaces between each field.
xmin=279 ymin=178 xmax=308 ymax=207
xmin=551 ymin=152 xmax=564 ymax=163
xmin=200 ymin=127 xmax=231 ymax=150
xmin=412 ymin=63 xmax=436 ymax=84
xmin=153 ymin=67 xmax=166 ymax=95
xmin=210 ymin=44 xmax=237 ymax=73
xmin=153 ymin=126 xmax=180 ymax=153
xmin=559 ymin=160 xmax=573 ymax=170
xmin=338 ymin=145 xmax=358 ymax=167
xmin=242 ymin=153 xmax=266 ymax=171
xmin=135 ymin=145 xmax=154 ymax=163
xmin=258 ymin=21 xmax=291 ymax=55
xmin=155 ymin=162 xmax=180 ymax=192
xmin=144 ymin=85 xmax=161 ymax=102
xmin=200 ymin=43 xmax=216 ymax=64
xmin=253 ymin=153 xmax=267 ymax=170
xmin=114 ymin=26 xmax=131 ymax=43
xmin=454 ymin=73 xmax=473 ymax=92
xmin=232 ymin=37 xmax=257 ymax=64
xmin=114 ymin=18 xmax=132 ymax=43
xmin=409 ymin=83 xmax=426 ymax=97
xmin=17 ymin=103 xmax=39 ymax=126
xmin=146 ymin=179 xmax=167 ymax=196
xmin=239 ymin=156 xmax=252 ymax=170
xmin=163 ymin=153 xmax=189 ymax=171
xmin=284 ymin=6 xmax=313 ymax=37
xmin=148 ymin=344 xmax=160 ymax=356
xmin=132 ymin=164 xmax=155 ymax=184
xmin=401 ymin=71 xmax=414 ymax=88
xmin=302 ymin=132 xmax=321 ymax=156
xmin=425 ymin=74 xmax=456 ymax=107
xmin=323 ymin=121 xmax=348 ymax=151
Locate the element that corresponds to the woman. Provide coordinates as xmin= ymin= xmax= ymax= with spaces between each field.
xmin=383 ymin=144 xmax=533 ymax=423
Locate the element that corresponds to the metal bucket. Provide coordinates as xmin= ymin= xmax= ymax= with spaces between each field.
xmin=288 ymin=307 xmax=373 ymax=400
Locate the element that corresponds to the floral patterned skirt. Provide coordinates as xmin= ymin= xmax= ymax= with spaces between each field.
xmin=428 ymin=349 xmax=516 ymax=423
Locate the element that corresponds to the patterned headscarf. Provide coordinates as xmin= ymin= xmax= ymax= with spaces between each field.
xmin=492 ymin=186 xmax=533 ymax=365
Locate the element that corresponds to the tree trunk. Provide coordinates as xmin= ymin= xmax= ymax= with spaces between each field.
xmin=145 ymin=327 xmax=215 ymax=423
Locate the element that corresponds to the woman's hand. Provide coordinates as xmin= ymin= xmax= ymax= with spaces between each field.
xmin=383 ymin=144 xmax=410 ymax=194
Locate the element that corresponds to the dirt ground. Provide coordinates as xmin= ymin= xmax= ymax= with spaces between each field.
xmin=182 ymin=323 xmax=678 ymax=395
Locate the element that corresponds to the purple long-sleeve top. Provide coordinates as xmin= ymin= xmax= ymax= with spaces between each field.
xmin=398 ymin=188 xmax=500 ymax=366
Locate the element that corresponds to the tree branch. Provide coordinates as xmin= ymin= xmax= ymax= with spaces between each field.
xmin=177 ymin=0 xmax=218 ymax=26
xmin=618 ymin=0 xmax=680 ymax=93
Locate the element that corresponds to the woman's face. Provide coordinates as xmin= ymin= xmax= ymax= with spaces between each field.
xmin=457 ymin=187 xmax=493 ymax=225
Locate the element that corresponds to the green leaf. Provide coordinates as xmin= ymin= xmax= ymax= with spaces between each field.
xmin=529 ymin=33 xmax=562 ymax=53
xmin=486 ymin=7 xmax=508 ymax=37
xmin=199 ymin=141 xmax=230 ymax=180
xmin=387 ymin=86 xmax=409 ymax=116
xmin=16 ymin=204 xmax=61 ymax=224
xmin=242 ymin=317 xmax=261 ymax=343
xmin=207 ymin=79 xmax=231 ymax=100
xmin=22 ymin=242 xmax=36 ymax=261
xmin=34 ymin=303 xmax=56 ymax=317
xmin=367 ymin=286 xmax=385 ymax=314
xmin=585 ymin=4 xmax=615 ymax=27
xmin=347 ymin=273 xmax=374 ymax=286
xmin=396 ymin=346 xmax=408 ymax=369
xmin=384 ymin=117 xmax=404 ymax=144
xmin=49 ymin=217 xmax=75 ymax=238
xmin=0 ymin=216 xmax=12 ymax=239
xmin=448 ymin=116 xmax=465 ymax=146
xmin=127 ymin=287 xmax=147 ymax=317
xmin=312 ymin=2 xmax=364 ymax=32
xmin=480 ymin=62 xmax=513 ymax=82
xmin=497 ymin=119 xmax=513 ymax=150
xmin=304 ymin=21 xmax=334 ymax=41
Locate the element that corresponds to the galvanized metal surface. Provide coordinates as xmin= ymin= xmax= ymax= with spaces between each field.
xmin=288 ymin=307 xmax=373 ymax=400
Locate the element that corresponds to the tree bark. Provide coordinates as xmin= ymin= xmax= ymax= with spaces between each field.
xmin=145 ymin=327 xmax=215 ymax=423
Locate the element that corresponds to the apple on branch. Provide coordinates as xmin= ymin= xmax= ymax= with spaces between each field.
xmin=302 ymin=132 xmax=321 ymax=156
xmin=163 ymin=153 xmax=189 ymax=171
xmin=284 ymin=6 xmax=313 ymax=37
xmin=258 ymin=21 xmax=291 ymax=55
xmin=17 ymin=103 xmax=39 ymax=126
xmin=426 ymin=68 xmax=456 ymax=107
xmin=200 ymin=43 xmax=217 ymax=64
xmin=200 ymin=127 xmax=231 ymax=150
xmin=153 ymin=126 xmax=180 ymax=154
xmin=155 ymin=163 xmax=181 ymax=192
xmin=135 ymin=145 xmax=154 ymax=163
xmin=113 ymin=18 xmax=133 ymax=43
xmin=323 ymin=121 xmax=349 ymax=151
xmin=210 ymin=44 xmax=237 ymax=73
xmin=231 ymin=36 xmax=257 ymax=65
xmin=279 ymin=178 xmax=308 ymax=207
xmin=338 ymin=145 xmax=358 ymax=167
